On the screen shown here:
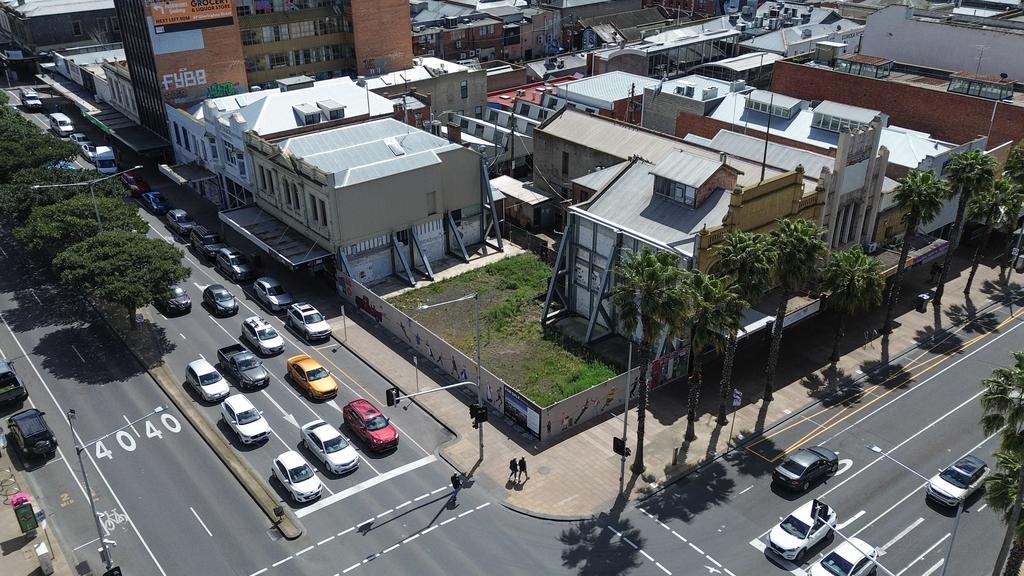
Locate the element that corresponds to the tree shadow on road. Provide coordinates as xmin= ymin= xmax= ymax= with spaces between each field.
xmin=979 ymin=278 xmax=1024 ymax=307
xmin=637 ymin=460 xmax=736 ymax=524
xmin=0 ymin=276 xmax=87 ymax=333
xmin=33 ymin=324 xmax=152 ymax=385
xmin=913 ymin=326 xmax=965 ymax=356
xmin=946 ymin=297 xmax=998 ymax=336
xmin=560 ymin=473 xmax=645 ymax=576
xmin=858 ymin=360 xmax=913 ymax=390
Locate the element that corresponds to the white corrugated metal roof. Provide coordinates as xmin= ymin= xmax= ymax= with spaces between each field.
xmin=559 ymin=72 xmax=660 ymax=107
xmin=649 ymin=151 xmax=724 ymax=188
xmin=813 ymin=100 xmax=881 ymax=124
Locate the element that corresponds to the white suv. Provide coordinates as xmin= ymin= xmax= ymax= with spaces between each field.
xmin=810 ymin=538 xmax=879 ymax=576
xmin=220 ymin=395 xmax=270 ymax=444
xmin=241 ymin=316 xmax=285 ymax=356
xmin=287 ymin=303 xmax=332 ymax=342
xmin=767 ymin=499 xmax=837 ymax=563
xmin=185 ymin=358 xmax=229 ymax=402
xmin=272 ymin=451 xmax=322 ymax=503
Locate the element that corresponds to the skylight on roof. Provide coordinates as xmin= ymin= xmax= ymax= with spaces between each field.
xmin=385 ymin=138 xmax=406 ymax=156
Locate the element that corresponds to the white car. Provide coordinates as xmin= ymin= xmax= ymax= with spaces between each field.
xmin=927 ymin=454 xmax=988 ymax=507
xmin=69 ymin=133 xmax=91 ymax=146
xmin=80 ymin=143 xmax=98 ymax=163
xmin=767 ymin=500 xmax=837 ymax=563
xmin=221 ymin=395 xmax=271 ymax=444
xmin=301 ymin=420 xmax=359 ymax=475
xmin=272 ymin=451 xmax=322 ymax=503
xmin=185 ymin=358 xmax=229 ymax=402
xmin=287 ymin=302 xmax=332 ymax=341
xmin=241 ymin=316 xmax=285 ymax=356
xmin=810 ymin=537 xmax=879 ymax=576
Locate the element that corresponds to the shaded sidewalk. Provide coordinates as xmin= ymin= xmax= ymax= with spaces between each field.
xmin=333 ymin=251 xmax=1024 ymax=520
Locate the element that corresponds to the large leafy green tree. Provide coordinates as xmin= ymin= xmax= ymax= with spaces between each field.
xmin=0 ymin=106 xmax=79 ymax=181
xmin=980 ymin=351 xmax=1024 ymax=576
xmin=710 ymin=231 xmax=777 ymax=425
xmin=54 ymin=231 xmax=190 ymax=325
xmin=964 ymin=177 xmax=1022 ymax=294
xmin=764 ymin=219 xmax=827 ymax=401
xmin=934 ymin=150 xmax=996 ymax=303
xmin=0 ymin=166 xmax=126 ymax=222
xmin=822 ymin=247 xmax=883 ymax=364
xmin=14 ymin=194 xmax=148 ymax=254
xmin=683 ymin=271 xmax=744 ymax=441
xmin=881 ymin=170 xmax=946 ymax=333
xmin=611 ymin=247 xmax=689 ymax=473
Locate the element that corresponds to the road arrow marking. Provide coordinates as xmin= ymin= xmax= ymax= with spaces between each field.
xmin=193 ymin=282 xmax=209 ymax=290
xmin=283 ymin=413 xmax=299 ymax=428
xmin=326 ymin=399 xmax=342 ymax=412
xmin=836 ymin=459 xmax=854 ymax=476
xmin=836 ymin=510 xmax=865 ymax=531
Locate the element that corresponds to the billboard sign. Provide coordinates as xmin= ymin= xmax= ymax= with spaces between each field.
xmin=151 ymin=0 xmax=234 ymax=33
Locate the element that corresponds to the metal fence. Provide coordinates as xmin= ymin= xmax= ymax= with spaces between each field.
xmin=506 ymin=223 xmax=558 ymax=264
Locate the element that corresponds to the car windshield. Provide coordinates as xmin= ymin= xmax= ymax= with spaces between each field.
xmin=178 ymin=214 xmax=194 ymax=223
xmin=237 ymin=356 xmax=259 ymax=370
xmin=365 ymin=415 xmax=389 ymax=431
xmin=818 ymin=553 xmax=854 ymax=576
xmin=780 ymin=458 xmax=807 ymax=476
xmin=0 ymin=371 xmax=16 ymax=388
xmin=152 ymin=194 xmax=167 ymax=204
xmin=198 ymin=371 xmax=222 ymax=385
xmin=322 ymin=436 xmax=348 ymax=453
xmin=780 ymin=515 xmax=810 ymax=538
xmin=203 ymin=235 xmax=222 ymax=245
xmin=169 ymin=287 xmax=186 ymax=298
xmin=228 ymin=255 xmax=243 ymax=265
xmin=236 ymin=409 xmax=261 ymax=425
xmin=257 ymin=327 xmax=278 ymax=340
xmin=940 ymin=467 xmax=972 ymax=489
xmin=214 ymin=291 xmax=233 ymax=302
xmin=289 ymin=464 xmax=313 ymax=482
xmin=307 ymin=366 xmax=328 ymax=380
xmin=266 ymin=285 xmax=286 ymax=296
xmin=304 ymin=312 xmax=324 ymax=323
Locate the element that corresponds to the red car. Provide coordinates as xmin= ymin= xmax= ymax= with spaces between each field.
xmin=343 ymin=398 xmax=398 ymax=451
xmin=121 ymin=171 xmax=150 ymax=197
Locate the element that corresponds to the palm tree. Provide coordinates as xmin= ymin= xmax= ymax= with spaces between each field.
xmin=821 ymin=247 xmax=884 ymax=364
xmin=1000 ymin=143 xmax=1024 ymax=275
xmin=881 ymin=170 xmax=946 ymax=333
xmin=611 ymin=247 xmax=689 ymax=473
xmin=980 ymin=351 xmax=1024 ymax=576
xmin=764 ymin=219 xmax=827 ymax=401
xmin=934 ymin=149 xmax=997 ymax=304
xmin=984 ymin=449 xmax=1024 ymax=576
xmin=710 ymin=231 xmax=777 ymax=425
xmin=683 ymin=271 xmax=745 ymax=441
xmin=965 ymin=177 xmax=1022 ymax=293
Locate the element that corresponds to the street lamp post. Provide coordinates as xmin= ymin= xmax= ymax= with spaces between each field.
xmin=31 ymin=165 xmax=144 ymax=230
xmin=417 ymin=293 xmax=484 ymax=463
xmin=868 ymin=445 xmax=962 ymax=576
xmin=619 ymin=339 xmax=632 ymax=494
xmin=68 ymin=405 xmax=165 ymax=570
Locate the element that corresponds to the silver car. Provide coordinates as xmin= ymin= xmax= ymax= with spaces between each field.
xmin=253 ymin=277 xmax=294 ymax=312
xmin=216 ymin=248 xmax=255 ymax=282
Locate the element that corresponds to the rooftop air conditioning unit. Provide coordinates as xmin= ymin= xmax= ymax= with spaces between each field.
xmin=801 ymin=28 xmax=812 ymax=38
xmin=701 ymin=86 xmax=718 ymax=100
xmin=517 ymin=89 xmax=526 ymax=96
xmin=443 ymin=16 xmax=457 ymax=28
xmin=741 ymin=5 xmax=751 ymax=15
xmin=731 ymin=79 xmax=746 ymax=92
xmin=414 ymin=25 xmax=425 ymax=32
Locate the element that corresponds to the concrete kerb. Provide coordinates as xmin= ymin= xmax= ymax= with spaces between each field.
xmin=637 ymin=289 xmax=1023 ymax=504
xmin=86 ymin=302 xmax=304 ymax=541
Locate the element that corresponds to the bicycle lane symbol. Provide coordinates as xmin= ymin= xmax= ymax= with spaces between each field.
xmin=97 ymin=508 xmax=127 ymax=536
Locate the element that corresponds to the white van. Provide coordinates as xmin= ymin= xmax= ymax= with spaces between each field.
xmin=94 ymin=146 xmax=117 ymax=175
xmin=48 ymin=113 xmax=74 ymax=137
xmin=19 ymin=88 xmax=42 ymax=111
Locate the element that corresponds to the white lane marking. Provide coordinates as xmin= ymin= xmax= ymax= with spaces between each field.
xmin=422 ymin=525 xmax=438 ymax=534
xmin=123 ymin=414 xmax=141 ymax=437
xmin=295 ymin=545 xmax=314 ymax=556
xmin=688 ymin=542 xmax=704 ymax=555
xmin=71 ymin=345 xmax=86 ymax=363
xmin=707 ymin=556 xmax=723 ymax=568
xmin=317 ymin=535 xmax=335 ymax=546
xmin=881 ymin=518 xmax=925 ymax=552
xmin=338 ymin=527 xmax=355 ymax=537
xmin=457 ymin=509 xmax=474 ymax=518
xmin=72 ymin=537 xmax=100 ymax=552
xmin=439 ymin=518 xmax=456 ymax=526
xmin=403 ymin=534 xmax=420 ymax=543
xmin=342 ymin=563 xmax=361 ymax=574
xmin=672 ymin=530 xmax=687 ymax=543
xmin=657 ymin=520 xmax=670 ymax=530
xmin=382 ymin=544 xmax=400 ymax=554
xmin=359 ymin=518 xmax=374 ymax=527
xmin=295 ymin=455 xmax=437 ymax=518
xmin=476 ymin=502 xmax=490 ymax=510
xmin=413 ymin=493 xmax=430 ymax=502
xmin=655 ymin=561 xmax=672 ymax=575
xmin=739 ymin=485 xmax=754 ymax=495
xmin=749 ymin=538 xmax=807 ymax=576
xmin=836 ymin=510 xmax=865 ymax=531
xmin=895 ymin=534 xmax=949 ymax=576
xmin=395 ymin=500 xmax=412 ymax=510
xmin=431 ymin=487 xmax=447 ymax=495
xmin=621 ymin=536 xmax=639 ymax=550
xmin=977 ymin=504 xmax=988 ymax=512
xmin=272 ymin=556 xmax=293 ymax=567
xmin=29 ymin=288 xmax=42 ymax=304
xmin=640 ymin=549 xmax=654 ymax=561
xmin=920 ymin=559 xmax=944 ymax=576
xmin=0 ymin=315 xmax=170 ymax=576
xmin=249 ymin=569 xmax=268 ymax=576
xmin=189 ymin=507 xmax=212 ymax=537
xmin=377 ymin=509 xmax=394 ymax=518
xmin=179 ymin=332 xmax=187 ymax=340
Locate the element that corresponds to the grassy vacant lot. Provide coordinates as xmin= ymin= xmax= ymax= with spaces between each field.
xmin=390 ymin=254 xmax=615 ymax=407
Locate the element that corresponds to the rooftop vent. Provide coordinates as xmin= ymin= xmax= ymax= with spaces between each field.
xmin=801 ymin=28 xmax=812 ymax=38
xmin=701 ymin=86 xmax=718 ymax=100
xmin=277 ymin=75 xmax=315 ymax=92
xmin=317 ymin=99 xmax=346 ymax=120
xmin=443 ymin=16 xmax=458 ymax=28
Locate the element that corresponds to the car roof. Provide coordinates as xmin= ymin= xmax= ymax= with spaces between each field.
xmin=11 ymin=409 xmax=47 ymax=434
xmin=787 ymin=448 xmax=822 ymax=467
xmin=830 ymin=537 xmax=874 ymax=561
xmin=289 ymin=354 xmax=319 ymax=370
xmin=223 ymin=394 xmax=255 ymax=411
xmin=188 ymin=358 xmax=217 ymax=374
xmin=307 ymin=421 xmax=340 ymax=441
xmin=168 ymin=209 xmax=187 ymax=217
xmin=302 ymin=419 xmax=328 ymax=432
xmin=256 ymin=276 xmax=280 ymax=287
xmin=789 ymin=500 xmax=818 ymax=524
xmin=243 ymin=315 xmax=271 ymax=329
xmin=292 ymin=302 xmax=316 ymax=313
xmin=277 ymin=450 xmax=306 ymax=468
xmin=953 ymin=455 xmax=986 ymax=474
xmin=348 ymin=398 xmax=380 ymax=417
xmin=206 ymin=284 xmax=229 ymax=294
xmin=807 ymin=446 xmax=837 ymax=461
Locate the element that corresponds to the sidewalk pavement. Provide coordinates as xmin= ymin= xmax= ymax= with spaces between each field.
xmin=332 ymin=251 xmax=1023 ymax=520
xmin=0 ymin=452 xmax=75 ymax=576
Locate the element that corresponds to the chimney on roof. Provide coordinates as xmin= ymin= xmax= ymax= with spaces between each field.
xmin=446 ymin=122 xmax=462 ymax=144
xmin=720 ymin=152 xmax=729 ymax=165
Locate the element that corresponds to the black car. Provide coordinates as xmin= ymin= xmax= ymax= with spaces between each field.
xmin=0 ymin=359 xmax=28 ymax=404
xmin=203 ymin=284 xmax=239 ymax=316
xmin=8 ymin=408 xmax=57 ymax=459
xmin=156 ymin=285 xmax=192 ymax=315
xmin=189 ymin=225 xmax=227 ymax=260
xmin=773 ymin=446 xmax=839 ymax=491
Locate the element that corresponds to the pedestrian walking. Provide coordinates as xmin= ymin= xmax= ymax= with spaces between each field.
xmin=508 ymin=458 xmax=518 ymax=483
xmin=517 ymin=456 xmax=528 ymax=484
xmin=451 ymin=473 xmax=462 ymax=503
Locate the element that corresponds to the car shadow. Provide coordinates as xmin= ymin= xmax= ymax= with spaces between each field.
xmin=215 ymin=419 xmax=268 ymax=453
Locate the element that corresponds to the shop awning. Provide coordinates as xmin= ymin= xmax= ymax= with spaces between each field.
xmin=110 ymin=125 xmax=167 ymax=153
xmin=878 ymin=235 xmax=949 ymax=277
xmin=159 ymin=162 xmax=218 ymax=186
xmin=219 ymin=206 xmax=332 ymax=269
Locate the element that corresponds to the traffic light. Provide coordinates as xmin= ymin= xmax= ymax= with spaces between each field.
xmin=612 ymin=436 xmax=631 ymax=457
xmin=386 ymin=387 xmax=401 ymax=407
xmin=469 ymin=403 xmax=488 ymax=428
